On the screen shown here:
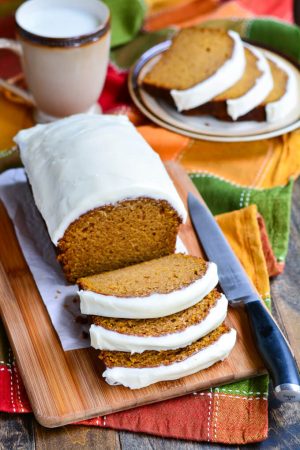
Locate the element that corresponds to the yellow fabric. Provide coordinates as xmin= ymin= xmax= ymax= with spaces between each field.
xmin=138 ymin=125 xmax=300 ymax=188
xmin=217 ymin=205 xmax=270 ymax=299
xmin=178 ymin=134 xmax=300 ymax=188
xmin=0 ymin=93 xmax=34 ymax=151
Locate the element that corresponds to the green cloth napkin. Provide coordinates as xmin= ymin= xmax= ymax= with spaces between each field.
xmin=190 ymin=174 xmax=294 ymax=263
xmin=102 ymin=0 xmax=147 ymax=47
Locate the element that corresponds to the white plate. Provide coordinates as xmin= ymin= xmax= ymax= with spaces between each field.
xmin=129 ymin=40 xmax=300 ymax=142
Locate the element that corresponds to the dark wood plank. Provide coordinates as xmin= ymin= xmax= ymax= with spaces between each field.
xmin=268 ymin=177 xmax=300 ymax=367
xmin=119 ymin=432 xmax=212 ymax=449
xmin=34 ymin=420 xmax=121 ymax=450
xmin=247 ymin=386 xmax=300 ymax=450
xmin=0 ymin=413 xmax=34 ymax=450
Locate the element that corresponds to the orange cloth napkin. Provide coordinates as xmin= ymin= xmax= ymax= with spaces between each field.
xmin=138 ymin=125 xmax=300 ymax=189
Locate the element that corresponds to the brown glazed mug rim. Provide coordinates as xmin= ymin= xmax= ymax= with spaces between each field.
xmin=15 ymin=15 xmax=110 ymax=48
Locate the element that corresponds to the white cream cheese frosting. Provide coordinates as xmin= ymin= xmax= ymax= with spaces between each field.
xmin=102 ymin=328 xmax=237 ymax=389
xmin=226 ymin=43 xmax=273 ymax=121
xmin=80 ymin=261 xmax=218 ymax=319
xmin=265 ymin=53 xmax=298 ymax=123
xmin=14 ymin=114 xmax=187 ymax=245
xmin=170 ymin=30 xmax=246 ymax=112
xmin=90 ymin=294 xmax=228 ymax=353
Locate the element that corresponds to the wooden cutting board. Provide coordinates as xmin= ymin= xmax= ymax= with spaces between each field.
xmin=0 ymin=161 xmax=265 ymax=428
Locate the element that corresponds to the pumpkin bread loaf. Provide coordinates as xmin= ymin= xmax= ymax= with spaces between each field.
xmin=14 ymin=114 xmax=186 ymax=283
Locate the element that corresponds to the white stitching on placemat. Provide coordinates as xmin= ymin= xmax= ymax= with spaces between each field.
xmin=222 ymin=395 xmax=268 ymax=400
xmin=245 ymin=190 xmax=251 ymax=207
xmin=207 ymin=388 xmax=213 ymax=442
xmin=13 ymin=359 xmax=25 ymax=413
xmin=218 ymin=389 xmax=268 ymax=396
xmin=189 ymin=171 xmax=271 ymax=190
xmin=239 ymin=190 xmax=246 ymax=208
xmin=189 ymin=171 xmax=244 ymax=187
xmin=8 ymin=350 xmax=16 ymax=413
xmin=213 ymin=388 xmax=220 ymax=441
xmin=193 ymin=391 xmax=210 ymax=396
xmin=193 ymin=392 xmax=267 ymax=400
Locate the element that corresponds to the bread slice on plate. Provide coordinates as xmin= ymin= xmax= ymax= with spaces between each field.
xmin=142 ymin=27 xmax=297 ymax=123
xmin=142 ymin=27 xmax=246 ymax=111
xmin=185 ymin=46 xmax=296 ymax=122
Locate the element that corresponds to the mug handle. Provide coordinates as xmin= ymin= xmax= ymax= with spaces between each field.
xmin=0 ymin=38 xmax=35 ymax=106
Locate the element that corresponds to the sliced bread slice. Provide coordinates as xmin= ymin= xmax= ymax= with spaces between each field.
xmin=142 ymin=28 xmax=246 ymax=110
xmin=78 ymin=253 xmax=218 ymax=319
xmin=100 ymin=324 xmax=236 ymax=389
xmin=90 ymin=289 xmax=228 ymax=352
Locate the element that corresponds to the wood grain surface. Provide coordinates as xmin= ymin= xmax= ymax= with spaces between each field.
xmin=0 ymin=162 xmax=265 ymax=428
xmin=0 ymin=172 xmax=300 ymax=449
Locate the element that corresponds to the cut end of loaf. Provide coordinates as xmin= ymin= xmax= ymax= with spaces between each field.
xmin=58 ymin=197 xmax=182 ymax=283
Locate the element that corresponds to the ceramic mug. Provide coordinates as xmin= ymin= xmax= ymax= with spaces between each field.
xmin=0 ymin=0 xmax=110 ymax=122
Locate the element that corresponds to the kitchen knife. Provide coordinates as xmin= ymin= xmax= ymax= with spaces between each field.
xmin=188 ymin=192 xmax=300 ymax=402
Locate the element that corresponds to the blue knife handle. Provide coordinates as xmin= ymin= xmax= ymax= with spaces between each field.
xmin=245 ymin=300 xmax=300 ymax=402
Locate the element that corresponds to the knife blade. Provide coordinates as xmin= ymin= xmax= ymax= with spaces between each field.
xmin=188 ymin=192 xmax=300 ymax=402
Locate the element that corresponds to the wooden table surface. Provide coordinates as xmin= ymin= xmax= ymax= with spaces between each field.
xmin=1 ymin=178 xmax=299 ymax=450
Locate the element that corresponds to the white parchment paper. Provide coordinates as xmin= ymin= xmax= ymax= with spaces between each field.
xmin=0 ymin=168 xmax=187 ymax=352
xmin=0 ymin=168 xmax=90 ymax=351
